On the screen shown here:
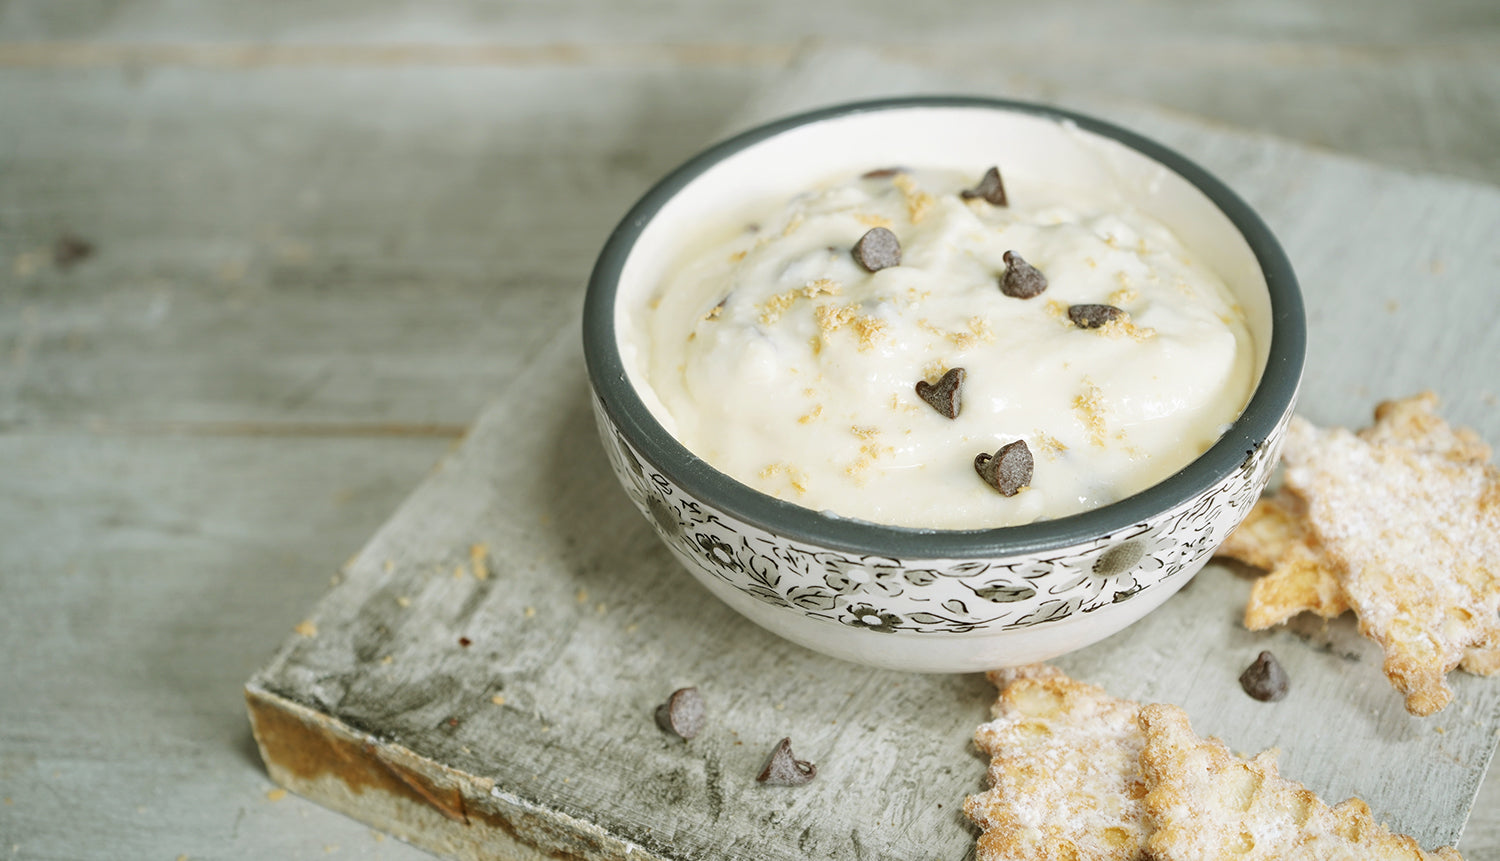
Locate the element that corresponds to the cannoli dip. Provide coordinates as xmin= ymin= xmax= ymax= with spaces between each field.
xmin=634 ymin=167 xmax=1254 ymax=529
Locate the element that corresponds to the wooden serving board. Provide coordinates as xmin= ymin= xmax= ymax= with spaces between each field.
xmin=247 ymin=55 xmax=1500 ymax=860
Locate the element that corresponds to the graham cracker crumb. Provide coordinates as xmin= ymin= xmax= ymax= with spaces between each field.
xmin=815 ymin=302 xmax=888 ymax=351
xmin=491 ymin=695 xmax=506 ymax=706
xmin=266 ymin=788 xmax=288 ymax=802
xmin=761 ymin=462 xmax=809 ymax=494
xmin=1109 ymin=284 xmax=1139 ymax=306
xmin=380 ymin=655 xmax=393 ymax=665
xmin=1098 ymin=313 xmax=1157 ymax=341
xmin=1074 ymin=379 xmax=1109 ymax=447
xmin=798 ymin=404 xmax=824 ymax=424
xmin=575 ymin=588 xmax=589 ymax=604
xmin=760 ymin=291 xmax=798 ymax=325
xmin=728 ymin=250 xmax=747 ymax=263
xmin=760 ymin=279 xmax=842 ymax=324
xmin=1045 ymin=299 xmax=1071 ymax=324
xmin=892 ymin=173 xmax=935 ymax=224
xmin=294 ymin=620 xmax=318 ymax=638
xmin=851 ymin=425 xmax=880 ymax=439
xmin=470 ymin=543 xmax=490 ymax=581
xmin=396 ymin=596 xmax=411 ymax=608
xmin=1033 ymin=432 xmax=1069 ymax=458
xmin=856 ymin=212 xmax=893 ymax=229
xmin=781 ymin=212 xmax=805 ymax=237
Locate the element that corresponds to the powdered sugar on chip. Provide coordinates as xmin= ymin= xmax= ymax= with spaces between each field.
xmin=1282 ymin=413 xmax=1500 ymax=716
xmin=965 ymin=669 xmax=1147 ymax=860
xmin=1218 ymin=488 xmax=1350 ymax=630
xmin=1139 ymin=703 xmax=1463 ymax=860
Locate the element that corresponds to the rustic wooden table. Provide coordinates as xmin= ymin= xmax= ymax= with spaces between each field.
xmin=3 ymin=3 xmax=1499 ymax=859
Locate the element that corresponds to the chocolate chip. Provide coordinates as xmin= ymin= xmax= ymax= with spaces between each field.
xmin=915 ymin=367 xmax=965 ymax=419
xmin=458 ymin=636 xmax=472 ymax=648
xmin=861 ymin=166 xmax=907 ymax=179
xmin=654 ymin=686 xmax=706 ymax=741
xmin=974 ymin=440 xmax=1034 ymax=496
xmin=852 ymin=227 xmax=901 ymax=272
xmin=756 ymin=737 xmax=816 ymax=786
xmin=1239 ymin=650 xmax=1289 ymax=702
xmin=1000 ymin=251 xmax=1047 ymax=299
xmin=960 ymin=166 xmax=1008 ymax=206
xmin=1068 ymin=304 xmax=1126 ymax=329
xmin=52 ymin=233 xmax=95 ymax=270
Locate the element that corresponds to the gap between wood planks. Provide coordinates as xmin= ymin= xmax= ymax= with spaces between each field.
xmin=0 ymin=40 xmax=1496 ymax=69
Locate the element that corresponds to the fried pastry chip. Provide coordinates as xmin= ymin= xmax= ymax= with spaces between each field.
xmin=964 ymin=668 xmax=1147 ymax=860
xmin=1216 ymin=393 xmax=1500 ymax=714
xmin=1282 ymin=410 xmax=1500 ymax=715
xmin=1358 ymin=391 xmax=1491 ymax=464
xmin=1138 ymin=703 xmax=1463 ymax=860
xmin=1217 ymin=488 xmax=1349 ymax=630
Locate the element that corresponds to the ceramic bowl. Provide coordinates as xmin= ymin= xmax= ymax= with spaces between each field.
xmin=582 ymin=96 xmax=1304 ymax=672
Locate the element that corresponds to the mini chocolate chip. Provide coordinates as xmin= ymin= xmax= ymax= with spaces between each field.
xmin=654 ymin=687 xmax=706 ymax=740
xmin=960 ymin=166 xmax=1008 ymax=206
xmin=852 ymin=227 xmax=901 ymax=272
xmin=974 ymin=440 xmax=1034 ymax=497
xmin=1068 ymin=304 xmax=1126 ymax=329
xmin=1239 ymin=650 xmax=1289 ymax=702
xmin=52 ymin=233 xmax=95 ymax=270
xmin=458 ymin=636 xmax=472 ymax=648
xmin=915 ymin=367 xmax=966 ymax=419
xmin=1000 ymin=251 xmax=1047 ymax=299
xmin=756 ymin=737 xmax=816 ymax=786
xmin=861 ymin=166 xmax=907 ymax=179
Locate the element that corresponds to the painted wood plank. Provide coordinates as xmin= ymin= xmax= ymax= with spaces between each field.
xmin=0 ymin=65 xmax=763 ymax=428
xmin=247 ymin=75 xmax=1500 ymax=857
xmin=4 ymin=0 xmax=1499 ymax=48
xmin=2 ymin=11 xmax=1499 ymax=860
xmin=3 ymin=3 xmax=1497 ymax=187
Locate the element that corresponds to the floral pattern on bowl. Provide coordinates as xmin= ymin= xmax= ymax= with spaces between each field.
xmin=593 ymin=392 xmax=1292 ymax=637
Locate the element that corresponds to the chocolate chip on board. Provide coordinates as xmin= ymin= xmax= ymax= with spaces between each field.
xmin=974 ymin=440 xmax=1034 ymax=497
xmin=52 ymin=233 xmax=95 ymax=270
xmin=1239 ymin=650 xmax=1290 ymax=702
xmin=1068 ymin=303 xmax=1127 ymax=329
xmin=916 ymin=367 xmax=966 ymax=419
xmin=654 ymin=687 xmax=707 ymax=740
xmin=756 ymin=737 xmax=817 ymax=786
xmin=852 ymin=227 xmax=901 ymax=272
xmin=1000 ymin=251 xmax=1047 ymax=299
xmin=960 ymin=166 xmax=1009 ymax=206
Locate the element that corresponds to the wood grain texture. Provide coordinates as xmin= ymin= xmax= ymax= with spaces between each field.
xmin=246 ymin=71 xmax=1500 ymax=856
xmin=3 ymin=5 xmax=1500 ymax=860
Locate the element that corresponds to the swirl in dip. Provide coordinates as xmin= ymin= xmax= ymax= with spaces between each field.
xmin=633 ymin=166 xmax=1253 ymax=529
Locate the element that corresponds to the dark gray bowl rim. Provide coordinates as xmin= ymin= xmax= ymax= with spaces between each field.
xmin=583 ymin=95 xmax=1305 ymax=557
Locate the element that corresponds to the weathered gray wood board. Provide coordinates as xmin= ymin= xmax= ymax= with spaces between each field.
xmin=4 ymin=0 xmax=1499 ymax=187
xmin=248 ymin=64 xmax=1500 ymax=858
xmin=4 ymin=5 xmax=1500 ymax=859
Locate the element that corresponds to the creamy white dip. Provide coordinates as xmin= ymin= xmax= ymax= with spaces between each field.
xmin=634 ymin=168 xmax=1254 ymax=529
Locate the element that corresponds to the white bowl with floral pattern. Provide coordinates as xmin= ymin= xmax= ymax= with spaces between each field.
xmin=583 ymin=97 xmax=1304 ymax=672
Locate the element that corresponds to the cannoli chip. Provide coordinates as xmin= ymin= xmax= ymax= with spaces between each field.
xmin=1282 ymin=411 xmax=1500 ymax=716
xmin=964 ymin=668 xmax=1147 ymax=860
xmin=1218 ymin=488 xmax=1350 ymax=630
xmin=1138 ymin=703 xmax=1463 ymax=860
